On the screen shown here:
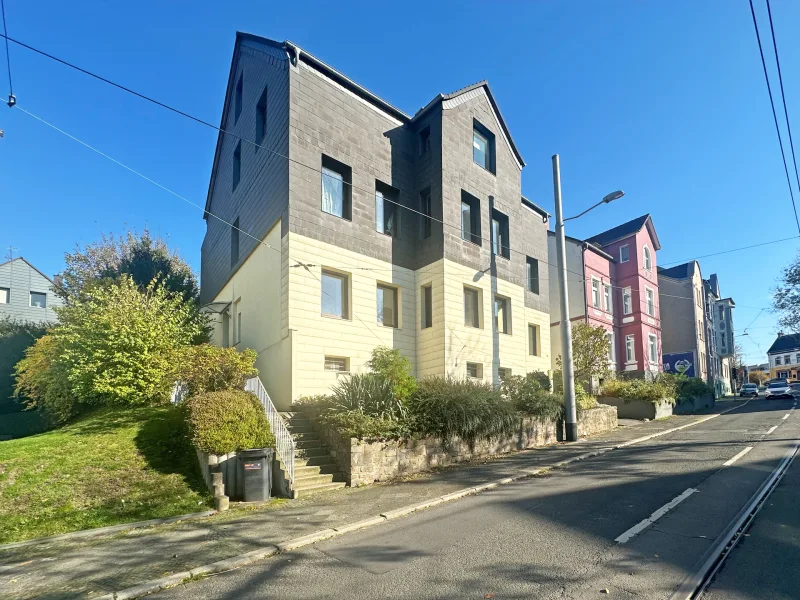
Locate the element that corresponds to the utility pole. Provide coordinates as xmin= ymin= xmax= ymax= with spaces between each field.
xmin=551 ymin=154 xmax=625 ymax=442
xmin=552 ymin=155 xmax=578 ymax=442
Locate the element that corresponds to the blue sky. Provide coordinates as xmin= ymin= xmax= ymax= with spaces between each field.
xmin=1 ymin=0 xmax=798 ymax=363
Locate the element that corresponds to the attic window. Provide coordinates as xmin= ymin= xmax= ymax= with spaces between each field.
xmin=419 ymin=125 xmax=431 ymax=156
xmin=473 ymin=119 xmax=495 ymax=173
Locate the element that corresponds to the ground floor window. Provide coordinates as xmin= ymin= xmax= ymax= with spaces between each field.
xmin=466 ymin=362 xmax=483 ymax=379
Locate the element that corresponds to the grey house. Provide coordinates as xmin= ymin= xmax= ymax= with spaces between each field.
xmin=0 ymin=257 xmax=63 ymax=324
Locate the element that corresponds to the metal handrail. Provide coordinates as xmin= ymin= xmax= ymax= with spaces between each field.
xmin=245 ymin=376 xmax=295 ymax=484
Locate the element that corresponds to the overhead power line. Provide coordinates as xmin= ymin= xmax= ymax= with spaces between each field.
xmin=748 ymin=0 xmax=800 ymax=234
xmin=765 ymin=0 xmax=800 ymax=200
xmin=1 ymin=0 xmax=14 ymax=103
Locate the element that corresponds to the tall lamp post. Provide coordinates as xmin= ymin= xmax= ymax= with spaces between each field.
xmin=552 ymin=154 xmax=625 ymax=442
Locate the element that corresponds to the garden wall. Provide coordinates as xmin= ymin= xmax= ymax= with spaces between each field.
xmin=314 ymin=406 xmax=617 ymax=487
xmin=673 ymin=395 xmax=715 ymax=415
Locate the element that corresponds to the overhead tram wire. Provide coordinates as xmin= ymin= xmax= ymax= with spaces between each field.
xmin=1 ymin=0 xmax=15 ymax=105
xmin=748 ymin=0 xmax=800 ymax=234
xmin=1 ymin=30 xmax=794 ymax=300
xmin=766 ymin=0 xmax=800 ymax=202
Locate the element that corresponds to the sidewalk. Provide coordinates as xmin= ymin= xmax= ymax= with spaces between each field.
xmin=0 ymin=403 xmax=745 ymax=600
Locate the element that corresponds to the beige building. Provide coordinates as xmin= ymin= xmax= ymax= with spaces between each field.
xmin=201 ymin=34 xmax=551 ymax=410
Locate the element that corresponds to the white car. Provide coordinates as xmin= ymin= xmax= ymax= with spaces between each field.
xmin=765 ymin=381 xmax=793 ymax=399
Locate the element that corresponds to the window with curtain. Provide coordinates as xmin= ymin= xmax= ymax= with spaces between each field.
xmin=322 ymin=167 xmax=344 ymax=218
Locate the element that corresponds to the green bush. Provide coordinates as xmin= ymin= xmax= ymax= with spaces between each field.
xmin=175 ymin=344 xmax=258 ymax=397
xmin=318 ymin=410 xmax=410 ymax=440
xmin=552 ymin=370 xmax=597 ymax=411
xmin=675 ymin=376 xmax=714 ymax=402
xmin=330 ymin=373 xmax=407 ymax=421
xmin=183 ymin=390 xmax=275 ymax=454
xmin=0 ymin=318 xmax=49 ymax=409
xmin=407 ymin=377 xmax=519 ymax=449
xmin=14 ymin=335 xmax=78 ymax=425
xmin=502 ymin=373 xmax=564 ymax=421
xmin=600 ymin=374 xmax=678 ymax=404
xmin=366 ymin=346 xmax=417 ymax=402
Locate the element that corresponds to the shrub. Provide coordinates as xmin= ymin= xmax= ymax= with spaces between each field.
xmin=175 ymin=344 xmax=258 ymax=397
xmin=317 ymin=410 xmax=410 ymax=440
xmin=56 ymin=276 xmax=204 ymax=407
xmin=330 ymin=373 xmax=407 ymax=421
xmin=14 ymin=335 xmax=77 ymax=425
xmin=600 ymin=375 xmax=678 ymax=404
xmin=366 ymin=346 xmax=416 ymax=402
xmin=675 ymin=376 xmax=714 ymax=402
xmin=0 ymin=317 xmax=49 ymax=412
xmin=183 ymin=390 xmax=274 ymax=455
xmin=552 ymin=370 xmax=596 ymax=411
xmin=502 ymin=373 xmax=564 ymax=421
xmin=407 ymin=377 xmax=519 ymax=449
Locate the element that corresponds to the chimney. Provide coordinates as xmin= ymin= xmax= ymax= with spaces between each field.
xmin=53 ymin=274 xmax=63 ymax=288
xmin=778 ymin=331 xmax=784 ymax=337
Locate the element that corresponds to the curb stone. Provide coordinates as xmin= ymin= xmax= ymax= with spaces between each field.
xmin=96 ymin=401 xmax=753 ymax=599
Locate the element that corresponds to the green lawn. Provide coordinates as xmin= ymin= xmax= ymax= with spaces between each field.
xmin=0 ymin=406 xmax=212 ymax=543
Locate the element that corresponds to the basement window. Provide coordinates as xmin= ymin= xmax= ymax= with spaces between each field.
xmin=324 ymin=356 xmax=349 ymax=372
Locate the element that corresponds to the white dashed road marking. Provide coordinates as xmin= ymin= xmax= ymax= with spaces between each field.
xmin=766 ymin=425 xmax=778 ymax=435
xmin=723 ymin=446 xmax=753 ymax=467
xmin=616 ymin=488 xmax=697 ymax=544
xmin=783 ymin=414 xmax=790 ymax=420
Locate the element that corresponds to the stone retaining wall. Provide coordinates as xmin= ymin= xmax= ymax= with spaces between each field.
xmin=313 ymin=406 xmax=617 ymax=487
xmin=597 ymin=396 xmax=673 ymax=420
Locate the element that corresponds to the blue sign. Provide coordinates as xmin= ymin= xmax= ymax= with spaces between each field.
xmin=663 ymin=351 xmax=696 ymax=378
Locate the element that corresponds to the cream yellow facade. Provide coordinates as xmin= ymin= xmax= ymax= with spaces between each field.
xmin=209 ymin=224 xmax=551 ymax=410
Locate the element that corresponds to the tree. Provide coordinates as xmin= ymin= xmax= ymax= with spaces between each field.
xmin=556 ymin=322 xmax=611 ymax=380
xmin=16 ymin=276 xmax=205 ymax=418
xmin=774 ymin=254 xmax=800 ymax=332
xmin=366 ymin=346 xmax=416 ymax=402
xmin=749 ymin=371 xmax=769 ymax=385
xmin=61 ymin=229 xmax=199 ymax=303
xmin=0 ymin=318 xmax=48 ymax=408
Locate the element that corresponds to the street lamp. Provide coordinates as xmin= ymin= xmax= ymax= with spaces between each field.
xmin=552 ymin=154 xmax=625 ymax=442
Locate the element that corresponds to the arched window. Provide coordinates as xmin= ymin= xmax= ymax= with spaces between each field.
xmin=643 ymin=246 xmax=652 ymax=271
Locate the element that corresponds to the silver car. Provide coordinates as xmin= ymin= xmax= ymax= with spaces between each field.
xmin=766 ymin=381 xmax=793 ymax=399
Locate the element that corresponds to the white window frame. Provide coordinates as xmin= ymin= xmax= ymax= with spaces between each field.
xmin=604 ymin=283 xmax=613 ymax=314
xmin=0 ymin=287 xmax=8 ymax=304
xmin=776 ymin=355 xmax=782 ymax=366
xmin=645 ymin=287 xmax=655 ymax=317
xmin=643 ymin=244 xmax=652 ymax=271
xmin=591 ymin=277 xmax=601 ymax=309
xmin=321 ymin=269 xmax=350 ymax=319
xmin=529 ymin=323 xmax=539 ymax=356
xmin=494 ymin=295 xmax=511 ymax=334
xmin=29 ymin=291 xmax=47 ymax=309
xmin=625 ymin=334 xmax=636 ymax=363
xmin=324 ymin=356 xmax=349 ymax=372
xmin=464 ymin=286 xmax=482 ymax=329
xmin=620 ymin=245 xmax=630 ymax=263
xmin=648 ymin=333 xmax=658 ymax=365
xmin=498 ymin=367 xmax=511 ymax=382
xmin=421 ymin=284 xmax=433 ymax=329
xmin=466 ymin=362 xmax=483 ymax=379
xmin=607 ymin=331 xmax=615 ymax=365
xmin=377 ymin=283 xmax=400 ymax=328
xmin=622 ymin=287 xmax=632 ymax=315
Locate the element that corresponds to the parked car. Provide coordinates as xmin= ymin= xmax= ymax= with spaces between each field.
xmin=765 ymin=381 xmax=793 ymax=399
xmin=791 ymin=383 xmax=800 ymax=397
xmin=739 ymin=383 xmax=759 ymax=397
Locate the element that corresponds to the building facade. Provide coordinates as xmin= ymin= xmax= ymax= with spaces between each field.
xmin=0 ymin=257 xmax=63 ymax=324
xmin=200 ymin=34 xmax=551 ymax=409
xmin=547 ymin=215 xmax=663 ymax=380
xmin=658 ymin=264 xmax=735 ymax=395
xmin=767 ymin=333 xmax=800 ymax=381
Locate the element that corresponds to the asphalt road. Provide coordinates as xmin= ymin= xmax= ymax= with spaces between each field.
xmin=702 ymin=411 xmax=800 ymax=600
xmin=156 ymin=398 xmax=799 ymax=600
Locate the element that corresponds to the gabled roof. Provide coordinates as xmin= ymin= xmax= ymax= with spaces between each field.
xmin=412 ymin=80 xmax=525 ymax=167
xmin=768 ymin=333 xmax=800 ymax=355
xmin=204 ymin=33 xmax=526 ymax=218
xmin=0 ymin=257 xmax=57 ymax=285
xmin=585 ymin=214 xmax=661 ymax=251
xmin=657 ymin=261 xmax=699 ymax=280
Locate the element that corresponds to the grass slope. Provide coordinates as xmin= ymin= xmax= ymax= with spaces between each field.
xmin=0 ymin=406 xmax=212 ymax=543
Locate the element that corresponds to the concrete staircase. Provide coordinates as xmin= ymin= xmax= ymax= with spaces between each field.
xmin=282 ymin=412 xmax=345 ymax=497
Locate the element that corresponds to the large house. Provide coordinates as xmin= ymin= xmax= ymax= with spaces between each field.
xmin=199 ymin=34 xmax=551 ymax=410
xmin=767 ymin=333 xmax=800 ymax=381
xmin=658 ymin=263 xmax=736 ymax=395
xmin=0 ymin=257 xmax=63 ymax=324
xmin=547 ymin=214 xmax=662 ymax=380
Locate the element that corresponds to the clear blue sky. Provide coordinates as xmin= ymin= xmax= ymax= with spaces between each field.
xmin=1 ymin=0 xmax=797 ymax=363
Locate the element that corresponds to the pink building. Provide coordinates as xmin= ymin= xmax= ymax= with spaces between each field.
xmin=547 ymin=214 xmax=662 ymax=379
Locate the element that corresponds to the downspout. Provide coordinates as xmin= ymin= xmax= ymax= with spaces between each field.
xmin=284 ymin=42 xmax=301 ymax=67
